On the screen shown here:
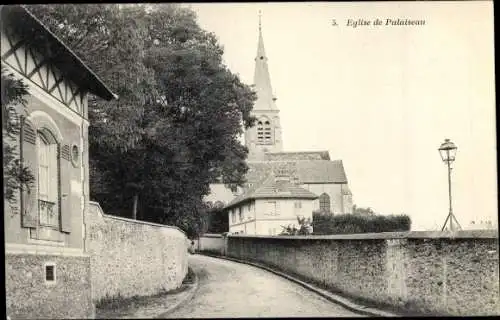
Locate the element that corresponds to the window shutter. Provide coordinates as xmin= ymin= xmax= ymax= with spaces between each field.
xmin=20 ymin=119 xmax=38 ymax=228
xmin=60 ymin=144 xmax=72 ymax=233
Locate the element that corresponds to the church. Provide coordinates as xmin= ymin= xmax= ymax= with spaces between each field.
xmin=205 ymin=15 xmax=354 ymax=235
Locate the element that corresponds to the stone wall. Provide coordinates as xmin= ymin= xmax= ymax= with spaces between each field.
xmin=5 ymin=250 xmax=94 ymax=319
xmin=196 ymin=234 xmax=226 ymax=255
xmin=85 ymin=202 xmax=188 ymax=302
xmin=226 ymin=231 xmax=499 ymax=316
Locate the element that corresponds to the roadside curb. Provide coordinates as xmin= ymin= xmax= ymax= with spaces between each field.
xmin=154 ymin=267 xmax=200 ymax=318
xmin=197 ymin=252 xmax=400 ymax=318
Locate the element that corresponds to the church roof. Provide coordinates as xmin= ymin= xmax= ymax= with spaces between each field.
xmin=245 ymin=160 xmax=348 ymax=185
xmin=1 ymin=5 xmax=117 ymax=101
xmin=297 ymin=160 xmax=348 ymax=184
xmin=225 ymin=175 xmax=318 ymax=210
xmin=265 ymin=151 xmax=331 ymax=161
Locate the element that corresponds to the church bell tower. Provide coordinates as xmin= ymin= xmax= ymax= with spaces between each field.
xmin=245 ymin=11 xmax=283 ymax=161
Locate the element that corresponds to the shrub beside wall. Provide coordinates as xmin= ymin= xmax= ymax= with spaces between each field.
xmin=313 ymin=212 xmax=411 ymax=234
xmin=85 ymin=202 xmax=188 ymax=303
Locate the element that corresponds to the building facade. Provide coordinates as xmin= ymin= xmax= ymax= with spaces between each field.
xmin=226 ymin=174 xmax=317 ymax=235
xmin=2 ymin=6 xmax=116 ymax=319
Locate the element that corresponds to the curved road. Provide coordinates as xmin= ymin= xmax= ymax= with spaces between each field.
xmin=164 ymin=254 xmax=364 ymax=318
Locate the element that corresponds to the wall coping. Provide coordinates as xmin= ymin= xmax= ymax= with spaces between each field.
xmin=200 ymin=233 xmax=224 ymax=238
xmin=88 ymin=201 xmax=186 ymax=236
xmin=228 ymin=230 xmax=499 ymax=240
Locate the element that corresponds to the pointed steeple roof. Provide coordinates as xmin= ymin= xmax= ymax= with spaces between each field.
xmin=253 ymin=11 xmax=278 ymax=111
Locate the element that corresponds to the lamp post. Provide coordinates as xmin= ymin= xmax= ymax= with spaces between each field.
xmin=438 ymin=138 xmax=462 ymax=231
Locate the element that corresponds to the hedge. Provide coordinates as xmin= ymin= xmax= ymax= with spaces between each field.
xmin=312 ymin=212 xmax=411 ymax=235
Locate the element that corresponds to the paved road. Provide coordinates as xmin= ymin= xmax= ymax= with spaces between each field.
xmin=164 ymin=254 xmax=364 ymax=318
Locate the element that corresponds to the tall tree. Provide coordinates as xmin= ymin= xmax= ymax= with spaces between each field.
xmin=29 ymin=4 xmax=256 ymax=238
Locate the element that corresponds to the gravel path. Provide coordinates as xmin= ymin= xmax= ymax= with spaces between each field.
xmin=164 ymin=254 xmax=364 ymax=318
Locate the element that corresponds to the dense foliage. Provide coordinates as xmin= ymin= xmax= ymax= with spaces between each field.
xmin=2 ymin=66 xmax=34 ymax=209
xmin=28 ymin=4 xmax=256 ymax=238
xmin=279 ymin=216 xmax=313 ymax=235
xmin=204 ymin=206 xmax=229 ymax=234
xmin=312 ymin=212 xmax=411 ymax=235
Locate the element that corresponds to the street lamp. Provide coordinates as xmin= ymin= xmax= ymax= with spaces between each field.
xmin=438 ymin=138 xmax=462 ymax=231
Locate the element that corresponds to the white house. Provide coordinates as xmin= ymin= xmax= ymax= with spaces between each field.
xmin=225 ymin=174 xmax=318 ymax=236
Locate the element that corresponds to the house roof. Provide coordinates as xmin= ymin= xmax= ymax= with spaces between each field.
xmin=1 ymin=5 xmax=117 ymax=101
xmin=245 ymin=160 xmax=348 ymax=185
xmin=225 ymin=175 xmax=318 ymax=210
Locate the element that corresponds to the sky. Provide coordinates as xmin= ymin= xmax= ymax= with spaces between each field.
xmin=187 ymin=1 xmax=497 ymax=231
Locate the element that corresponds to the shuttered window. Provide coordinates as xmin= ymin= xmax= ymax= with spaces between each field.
xmin=20 ymin=120 xmax=38 ymax=228
xmin=238 ymin=207 xmax=243 ymax=221
xmin=21 ymin=117 xmax=71 ymax=234
xmin=38 ymin=131 xmax=59 ymax=227
xmin=265 ymin=201 xmax=277 ymax=216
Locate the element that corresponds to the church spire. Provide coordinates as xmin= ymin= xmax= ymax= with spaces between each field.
xmin=253 ymin=11 xmax=277 ymax=111
xmin=245 ymin=10 xmax=283 ymax=160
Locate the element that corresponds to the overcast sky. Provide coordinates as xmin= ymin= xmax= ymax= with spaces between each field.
xmin=188 ymin=1 xmax=496 ymax=231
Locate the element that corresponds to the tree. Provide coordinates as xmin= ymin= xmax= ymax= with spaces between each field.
xmin=29 ymin=4 xmax=257 ymax=238
xmin=204 ymin=202 xmax=229 ymax=234
xmin=2 ymin=66 xmax=34 ymax=210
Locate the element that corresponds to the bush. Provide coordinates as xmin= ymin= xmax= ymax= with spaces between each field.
xmin=312 ymin=212 xmax=411 ymax=235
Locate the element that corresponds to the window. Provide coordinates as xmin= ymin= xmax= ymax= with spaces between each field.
xmin=238 ymin=207 xmax=243 ymax=221
xmin=71 ymin=144 xmax=80 ymax=167
xmin=231 ymin=211 xmax=236 ymax=224
xmin=44 ymin=262 xmax=56 ymax=284
xmin=319 ymin=193 xmax=331 ymax=212
xmin=247 ymin=202 xmax=252 ymax=212
xmin=294 ymin=201 xmax=302 ymax=209
xmin=38 ymin=131 xmax=59 ymax=227
xmin=257 ymin=121 xmax=263 ymax=143
xmin=257 ymin=118 xmax=273 ymax=145
xmin=20 ymin=114 xmax=69 ymax=234
xmin=264 ymin=121 xmax=272 ymax=143
xmin=265 ymin=201 xmax=277 ymax=216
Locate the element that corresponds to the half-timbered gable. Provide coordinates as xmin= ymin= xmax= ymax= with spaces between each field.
xmin=1 ymin=29 xmax=86 ymax=115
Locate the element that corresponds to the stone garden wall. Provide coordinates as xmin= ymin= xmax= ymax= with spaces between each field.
xmin=85 ymin=201 xmax=188 ymax=302
xmin=195 ymin=233 xmax=226 ymax=255
xmin=226 ymin=231 xmax=499 ymax=316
